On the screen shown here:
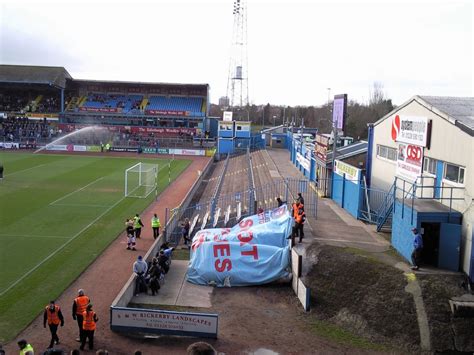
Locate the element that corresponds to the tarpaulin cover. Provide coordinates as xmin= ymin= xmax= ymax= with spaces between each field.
xmin=187 ymin=205 xmax=292 ymax=287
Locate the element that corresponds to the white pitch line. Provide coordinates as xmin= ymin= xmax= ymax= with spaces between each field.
xmin=49 ymin=176 xmax=105 ymax=206
xmin=0 ymin=234 xmax=69 ymax=239
xmin=0 ymin=195 xmax=126 ymax=297
xmin=4 ymin=163 xmax=48 ymax=177
xmin=53 ymin=203 xmax=111 ymax=208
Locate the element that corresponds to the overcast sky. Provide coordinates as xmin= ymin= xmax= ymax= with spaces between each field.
xmin=0 ymin=0 xmax=472 ymax=106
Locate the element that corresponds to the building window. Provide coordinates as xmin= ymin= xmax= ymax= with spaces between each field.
xmin=376 ymin=144 xmax=397 ymax=161
xmin=444 ymin=163 xmax=465 ymax=184
xmin=423 ymin=157 xmax=437 ymax=175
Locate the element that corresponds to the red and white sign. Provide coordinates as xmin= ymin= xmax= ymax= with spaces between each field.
xmin=396 ymin=143 xmax=423 ymax=181
xmin=79 ymin=107 xmax=120 ymax=113
xmin=169 ymin=148 xmax=205 ymax=156
xmin=145 ymin=110 xmax=190 ymax=116
xmin=391 ymin=115 xmax=429 ymax=147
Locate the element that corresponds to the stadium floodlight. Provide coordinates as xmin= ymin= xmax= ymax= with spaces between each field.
xmin=124 ymin=162 xmax=158 ymax=198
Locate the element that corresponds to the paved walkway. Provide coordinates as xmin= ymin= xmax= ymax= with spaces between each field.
xmin=266 ymin=148 xmax=390 ymax=253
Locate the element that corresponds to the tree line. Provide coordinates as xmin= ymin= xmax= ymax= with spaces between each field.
xmin=210 ymin=83 xmax=395 ymax=140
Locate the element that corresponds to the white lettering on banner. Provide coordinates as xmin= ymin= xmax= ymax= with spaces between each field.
xmin=0 ymin=142 xmax=19 ymax=149
xmin=296 ymin=152 xmax=310 ymax=171
xmin=110 ymin=307 xmax=218 ymax=337
xmin=73 ymin=145 xmax=87 ymax=152
xmin=168 ymin=149 xmax=204 ymax=156
xmin=396 ymin=143 xmax=423 ymax=181
xmin=46 ymin=144 xmax=68 ymax=151
xmin=392 ymin=115 xmax=429 ymax=147
xmin=334 ymin=160 xmax=360 ymax=183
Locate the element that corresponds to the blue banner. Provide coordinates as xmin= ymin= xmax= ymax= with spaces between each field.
xmin=187 ymin=205 xmax=292 ymax=287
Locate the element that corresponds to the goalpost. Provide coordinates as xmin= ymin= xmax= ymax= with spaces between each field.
xmin=124 ymin=162 xmax=159 ymax=198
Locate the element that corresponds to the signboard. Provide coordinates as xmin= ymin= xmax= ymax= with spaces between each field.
xmin=315 ymin=133 xmax=330 ymax=161
xmin=223 ymin=111 xmax=233 ymax=122
xmin=0 ymin=142 xmax=19 ymax=149
xmin=296 ymin=152 xmax=310 ymax=171
xmin=46 ymin=144 xmax=68 ymax=151
xmin=79 ymin=107 xmax=121 ymax=113
xmin=391 ymin=115 xmax=429 ymax=147
xmin=87 ymin=145 xmax=101 ymax=152
xmin=145 ymin=110 xmax=190 ymax=116
xmin=110 ymin=307 xmax=218 ymax=338
xmin=168 ymin=149 xmax=205 ymax=156
xmin=334 ymin=160 xmax=361 ymax=182
xmin=332 ymin=94 xmax=347 ymax=131
xmin=396 ymin=143 xmax=423 ymax=181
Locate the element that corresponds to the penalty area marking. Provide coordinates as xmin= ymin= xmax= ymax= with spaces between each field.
xmin=0 ymin=195 xmax=126 ymax=297
xmin=49 ymin=176 xmax=105 ymax=206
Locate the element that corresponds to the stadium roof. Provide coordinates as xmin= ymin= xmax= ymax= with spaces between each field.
xmin=72 ymin=78 xmax=209 ymax=89
xmin=0 ymin=64 xmax=72 ymax=89
xmin=373 ymin=95 xmax=474 ymax=137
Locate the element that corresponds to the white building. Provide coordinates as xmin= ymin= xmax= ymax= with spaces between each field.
xmin=368 ymin=96 xmax=473 ymax=280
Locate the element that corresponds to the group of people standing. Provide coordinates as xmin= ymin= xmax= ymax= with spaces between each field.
xmin=125 ymin=213 xmax=161 ymax=251
xmin=133 ymin=243 xmax=174 ymax=297
xmin=18 ymin=289 xmax=98 ymax=354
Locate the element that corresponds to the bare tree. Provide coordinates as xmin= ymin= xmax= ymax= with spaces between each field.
xmin=369 ymin=82 xmax=385 ymax=106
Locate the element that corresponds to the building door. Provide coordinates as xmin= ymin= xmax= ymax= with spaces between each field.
xmin=438 ymin=223 xmax=462 ymax=271
xmin=421 ymin=222 xmax=440 ymax=267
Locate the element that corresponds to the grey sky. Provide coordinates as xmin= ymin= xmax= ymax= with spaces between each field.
xmin=0 ymin=0 xmax=472 ymax=106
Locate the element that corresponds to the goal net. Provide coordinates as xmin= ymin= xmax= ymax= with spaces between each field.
xmin=125 ymin=162 xmax=158 ymax=198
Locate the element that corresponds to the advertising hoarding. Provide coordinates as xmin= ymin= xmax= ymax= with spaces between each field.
xmin=223 ymin=111 xmax=233 ymax=122
xmin=332 ymin=94 xmax=347 ymax=131
xmin=396 ymin=143 xmax=423 ymax=181
xmin=110 ymin=307 xmax=218 ymax=338
xmin=296 ymin=152 xmax=311 ymax=171
xmin=391 ymin=115 xmax=429 ymax=147
xmin=334 ymin=160 xmax=361 ymax=182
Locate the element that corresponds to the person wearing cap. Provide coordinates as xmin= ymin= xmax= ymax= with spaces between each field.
xmin=133 ymin=256 xmax=148 ymax=296
xmin=72 ymin=289 xmax=90 ymax=342
xmin=43 ymin=300 xmax=64 ymax=349
xmin=411 ymin=227 xmax=423 ymax=270
xmin=17 ymin=339 xmax=34 ymax=355
xmin=80 ymin=303 xmax=98 ymax=351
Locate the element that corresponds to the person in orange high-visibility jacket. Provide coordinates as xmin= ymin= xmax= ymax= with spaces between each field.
xmin=292 ymin=202 xmax=306 ymax=243
xmin=80 ymin=303 xmax=98 ymax=351
xmin=72 ymin=289 xmax=90 ymax=342
xmin=43 ymin=300 xmax=64 ymax=349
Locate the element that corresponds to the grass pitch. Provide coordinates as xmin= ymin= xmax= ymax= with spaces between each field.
xmin=0 ymin=152 xmax=191 ymax=342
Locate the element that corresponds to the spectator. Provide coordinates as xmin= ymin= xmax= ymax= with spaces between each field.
xmin=133 ymin=255 xmax=148 ymax=296
xmin=95 ymin=350 xmax=108 ymax=355
xmin=80 ymin=304 xmax=98 ymax=351
xmin=276 ymin=197 xmax=286 ymax=207
xmin=296 ymin=192 xmax=304 ymax=205
xmin=411 ymin=228 xmax=423 ymax=270
xmin=43 ymin=300 xmax=64 ymax=349
xmin=147 ymin=257 xmax=162 ymax=295
xmin=72 ymin=289 xmax=91 ymax=342
xmin=181 ymin=218 xmax=191 ymax=245
xmin=157 ymin=247 xmax=174 ymax=274
xmin=17 ymin=339 xmax=34 ymax=355
xmin=186 ymin=341 xmax=217 ymax=355
xmin=70 ymin=350 xmax=80 ymax=355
